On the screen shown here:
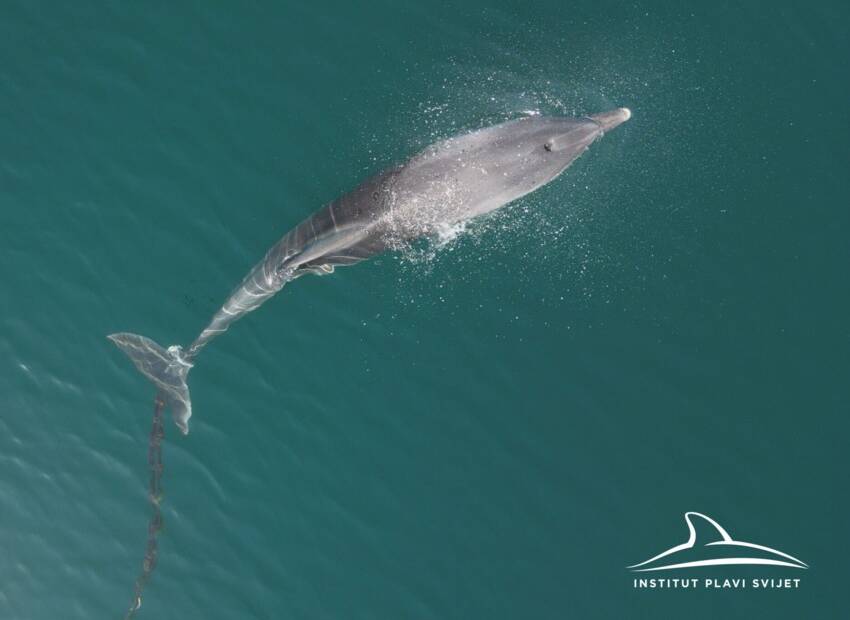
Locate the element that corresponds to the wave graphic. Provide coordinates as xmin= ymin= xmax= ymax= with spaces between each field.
xmin=628 ymin=512 xmax=808 ymax=572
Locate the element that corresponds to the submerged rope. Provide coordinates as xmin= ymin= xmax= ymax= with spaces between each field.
xmin=124 ymin=393 xmax=166 ymax=619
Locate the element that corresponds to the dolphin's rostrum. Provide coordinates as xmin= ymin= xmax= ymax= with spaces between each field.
xmin=109 ymin=108 xmax=632 ymax=434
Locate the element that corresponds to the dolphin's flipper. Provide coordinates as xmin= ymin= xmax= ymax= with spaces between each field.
xmin=289 ymin=263 xmax=336 ymax=278
xmin=306 ymin=264 xmax=335 ymax=275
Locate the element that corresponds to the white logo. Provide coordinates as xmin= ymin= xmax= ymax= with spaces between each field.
xmin=628 ymin=512 xmax=808 ymax=572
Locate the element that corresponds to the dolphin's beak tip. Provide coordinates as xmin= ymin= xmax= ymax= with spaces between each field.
xmin=590 ymin=107 xmax=632 ymax=132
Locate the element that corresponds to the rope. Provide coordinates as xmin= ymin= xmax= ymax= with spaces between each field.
xmin=123 ymin=393 xmax=166 ymax=619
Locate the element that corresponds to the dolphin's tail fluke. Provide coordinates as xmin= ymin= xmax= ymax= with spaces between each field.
xmin=108 ymin=333 xmax=194 ymax=434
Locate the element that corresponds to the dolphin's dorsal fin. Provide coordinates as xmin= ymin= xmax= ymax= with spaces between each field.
xmin=684 ymin=512 xmax=733 ymax=547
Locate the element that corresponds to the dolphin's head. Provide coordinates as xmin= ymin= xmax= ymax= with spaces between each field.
xmin=419 ymin=108 xmax=632 ymax=219
xmin=385 ymin=108 xmax=631 ymax=234
xmin=498 ymin=108 xmax=632 ymax=189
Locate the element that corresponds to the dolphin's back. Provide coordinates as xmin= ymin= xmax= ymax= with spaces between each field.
xmin=184 ymin=168 xmax=397 ymax=357
xmin=283 ymin=167 xmax=399 ymax=273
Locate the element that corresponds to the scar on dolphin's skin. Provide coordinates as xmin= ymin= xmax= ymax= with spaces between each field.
xmin=109 ymin=108 xmax=632 ymax=612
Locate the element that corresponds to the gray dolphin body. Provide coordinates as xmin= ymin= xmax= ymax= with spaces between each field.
xmin=110 ymin=108 xmax=631 ymax=433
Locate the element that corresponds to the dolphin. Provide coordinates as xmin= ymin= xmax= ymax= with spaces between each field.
xmin=109 ymin=108 xmax=631 ymax=434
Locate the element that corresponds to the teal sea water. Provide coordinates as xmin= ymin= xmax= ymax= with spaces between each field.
xmin=1 ymin=1 xmax=848 ymax=618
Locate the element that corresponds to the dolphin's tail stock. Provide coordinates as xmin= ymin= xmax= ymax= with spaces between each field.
xmin=108 ymin=332 xmax=194 ymax=435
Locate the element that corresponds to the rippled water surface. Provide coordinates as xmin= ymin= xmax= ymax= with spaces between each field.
xmin=1 ymin=1 xmax=848 ymax=618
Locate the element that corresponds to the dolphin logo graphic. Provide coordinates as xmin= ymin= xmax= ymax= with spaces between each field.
xmin=628 ymin=512 xmax=808 ymax=572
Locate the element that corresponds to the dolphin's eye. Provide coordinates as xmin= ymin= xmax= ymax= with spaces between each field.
xmin=543 ymin=142 xmax=553 ymax=152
